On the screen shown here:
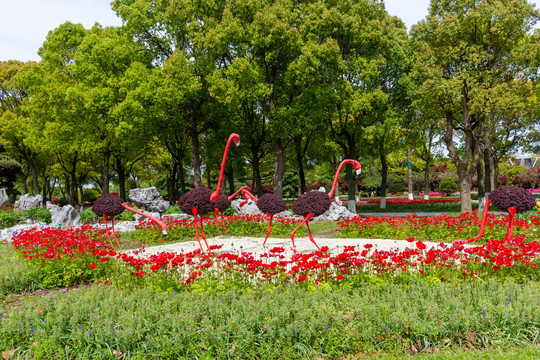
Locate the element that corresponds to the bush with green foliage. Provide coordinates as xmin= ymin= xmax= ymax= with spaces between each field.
xmin=438 ymin=177 xmax=458 ymax=195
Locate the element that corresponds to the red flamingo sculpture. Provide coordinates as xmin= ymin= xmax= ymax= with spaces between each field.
xmin=212 ymin=186 xmax=250 ymax=235
xmin=92 ymin=193 xmax=167 ymax=250
xmin=240 ymin=190 xmax=286 ymax=245
xmin=291 ymin=159 xmax=361 ymax=250
xmin=452 ymin=185 xmax=536 ymax=247
xmin=178 ymin=133 xmax=240 ymax=250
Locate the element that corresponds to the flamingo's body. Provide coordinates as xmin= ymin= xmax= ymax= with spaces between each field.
xmin=212 ymin=186 xmax=250 ymax=236
xmin=92 ymin=193 xmax=167 ymax=250
xmin=240 ymin=190 xmax=286 ymax=244
xmin=177 ymin=133 xmax=240 ymax=250
xmin=452 ymin=185 xmax=536 ymax=247
xmin=290 ymin=159 xmax=361 ymax=250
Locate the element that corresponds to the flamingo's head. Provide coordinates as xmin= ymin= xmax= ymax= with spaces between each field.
xmin=353 ymin=161 xmax=362 ymax=178
xmin=452 ymin=239 xmax=466 ymax=248
xmin=231 ymin=133 xmax=240 ymax=147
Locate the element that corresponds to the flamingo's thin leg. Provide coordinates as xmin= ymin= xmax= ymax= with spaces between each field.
xmin=199 ymin=215 xmax=209 ymax=249
xmin=290 ymin=213 xmax=315 ymax=250
xmin=305 ymin=216 xmax=320 ymax=250
xmin=122 ymin=203 xmax=168 ymax=236
xmin=453 ymin=198 xmax=491 ymax=247
xmin=103 ymin=215 xmax=114 ymax=249
xmin=192 ymin=208 xmax=203 ymax=251
xmin=263 ymin=214 xmax=274 ymax=245
xmin=219 ymin=212 xmax=228 ymax=235
xmin=503 ymin=206 xmax=517 ymax=243
xmin=213 ymin=209 xmax=222 ymax=236
xmin=111 ymin=217 xmax=122 ymax=250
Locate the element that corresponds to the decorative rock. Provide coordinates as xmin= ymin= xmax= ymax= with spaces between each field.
xmin=129 ymin=187 xmax=170 ymax=213
xmin=0 ymin=222 xmax=47 ymax=242
xmin=13 ymin=194 xmax=43 ymax=211
xmin=275 ymin=210 xmax=294 ymax=218
xmin=318 ymin=187 xmax=326 ymax=193
xmin=134 ymin=211 xmax=162 ymax=223
xmin=231 ymin=198 xmax=262 ymax=215
xmin=49 ymin=204 xmax=81 ymax=229
xmin=0 ymin=188 xmax=8 ymax=209
xmin=163 ymin=213 xmax=191 ymax=221
xmin=113 ymin=221 xmax=138 ymax=233
xmin=313 ymin=202 xmax=355 ymax=221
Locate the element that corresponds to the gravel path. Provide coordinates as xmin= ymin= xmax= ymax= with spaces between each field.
xmin=124 ymin=236 xmax=449 ymax=258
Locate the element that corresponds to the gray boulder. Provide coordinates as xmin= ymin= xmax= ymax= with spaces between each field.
xmin=313 ymin=202 xmax=355 ymax=221
xmin=49 ymin=204 xmax=81 ymax=229
xmin=163 ymin=213 xmax=191 ymax=221
xmin=134 ymin=211 xmax=162 ymax=223
xmin=0 ymin=188 xmax=8 ymax=209
xmin=0 ymin=222 xmax=47 ymax=243
xmin=231 ymin=199 xmax=262 ymax=215
xmin=129 ymin=187 xmax=170 ymax=213
xmin=13 ymin=194 xmax=43 ymax=211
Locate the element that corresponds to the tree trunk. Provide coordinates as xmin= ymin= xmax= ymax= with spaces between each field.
xmin=251 ymin=144 xmax=263 ymax=196
xmin=179 ymin=160 xmax=186 ymax=194
xmin=191 ymin=132 xmax=203 ymax=187
xmin=484 ymin=142 xmax=495 ymax=193
xmin=20 ymin=171 xmax=28 ymax=194
xmin=294 ymin=137 xmax=306 ymax=195
xmin=116 ymin=159 xmax=127 ymax=201
xmin=102 ymin=150 xmax=110 ymax=195
xmin=346 ymin=136 xmax=357 ymax=213
xmin=423 ymin=157 xmax=431 ymax=200
xmin=380 ymin=147 xmax=388 ymax=209
xmin=477 ymin=158 xmax=486 ymax=212
xmin=407 ymin=148 xmax=413 ymax=200
xmin=273 ymin=137 xmax=285 ymax=198
xmin=457 ymin=164 xmax=473 ymax=213
xmin=29 ymin=159 xmax=40 ymax=195
xmin=226 ymin=163 xmax=234 ymax=194
xmin=70 ymin=171 xmax=78 ymax=205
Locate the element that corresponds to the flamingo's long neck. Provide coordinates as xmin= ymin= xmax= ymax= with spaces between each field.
xmin=328 ymin=160 xmax=358 ymax=199
xmin=211 ymin=133 xmax=239 ymax=201
xmin=228 ymin=186 xmax=250 ymax=201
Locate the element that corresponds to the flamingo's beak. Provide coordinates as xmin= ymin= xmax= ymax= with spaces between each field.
xmin=162 ymin=230 xmax=168 ymax=237
xmin=355 ymin=167 xmax=362 ymax=179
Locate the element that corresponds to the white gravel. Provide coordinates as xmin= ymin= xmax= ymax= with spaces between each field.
xmin=124 ymin=236 xmax=448 ymax=258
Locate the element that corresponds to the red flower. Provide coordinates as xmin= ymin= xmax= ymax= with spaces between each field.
xmin=336 ymin=274 xmax=344 ymax=280
xmin=298 ymin=274 xmax=307 ymax=282
xmin=416 ymin=241 xmax=427 ymax=250
xmin=364 ymin=244 xmax=373 ymax=249
xmin=407 ymin=237 xmax=414 ymax=242
xmin=88 ymin=264 xmax=96 ymax=269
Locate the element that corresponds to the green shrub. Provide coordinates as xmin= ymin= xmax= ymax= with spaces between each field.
xmin=82 ymin=188 xmax=100 ymax=204
xmin=438 ymin=177 xmax=458 ymax=195
xmin=78 ymin=208 xmax=99 ymax=223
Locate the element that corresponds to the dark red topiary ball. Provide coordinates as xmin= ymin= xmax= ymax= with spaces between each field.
xmin=488 ymin=186 xmax=536 ymax=214
xmin=92 ymin=193 xmax=125 ymax=217
xmin=214 ymin=194 xmax=230 ymax=212
xmin=257 ymin=193 xmax=286 ymax=215
xmin=178 ymin=187 xmax=214 ymax=216
xmin=292 ymin=191 xmax=331 ymax=217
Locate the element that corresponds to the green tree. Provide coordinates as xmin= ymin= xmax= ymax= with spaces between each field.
xmin=411 ymin=0 xmax=539 ymax=213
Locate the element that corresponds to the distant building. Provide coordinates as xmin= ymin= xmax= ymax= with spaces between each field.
xmin=512 ymin=154 xmax=540 ymax=168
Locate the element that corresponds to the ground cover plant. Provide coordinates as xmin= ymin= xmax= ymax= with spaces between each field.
xmin=2 ymin=208 xmax=540 ymax=359
xmin=338 ymin=212 xmax=540 ymax=244
xmin=353 ymin=198 xmax=471 ymax=213
xmin=1 ymin=278 xmax=540 ymax=359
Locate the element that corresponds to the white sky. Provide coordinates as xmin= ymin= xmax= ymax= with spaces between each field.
xmin=0 ymin=0 xmax=537 ymax=62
